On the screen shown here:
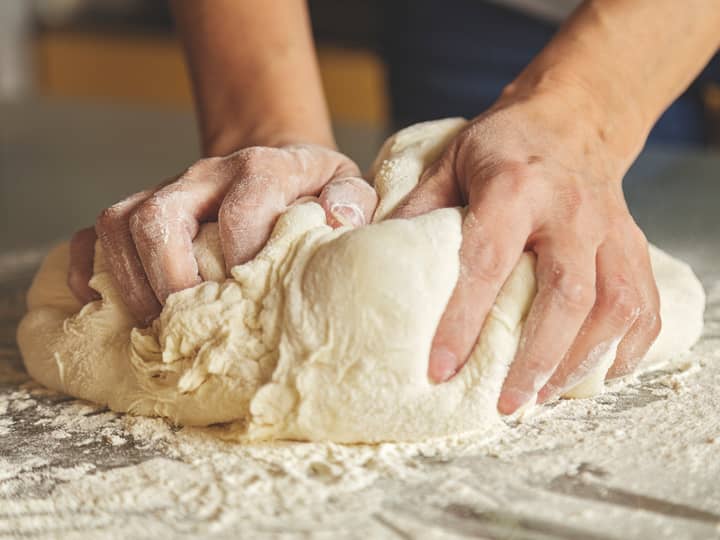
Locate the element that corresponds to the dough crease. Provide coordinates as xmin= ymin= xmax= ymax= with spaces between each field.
xmin=18 ymin=119 xmax=706 ymax=442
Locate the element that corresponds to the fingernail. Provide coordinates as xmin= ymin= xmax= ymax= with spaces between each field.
xmin=429 ymin=346 xmax=458 ymax=382
xmin=330 ymin=203 xmax=364 ymax=228
xmin=498 ymin=388 xmax=532 ymax=415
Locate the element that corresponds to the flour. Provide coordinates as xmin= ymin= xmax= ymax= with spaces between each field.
xmin=16 ymin=119 xmax=706 ymax=443
xmin=2 ymin=120 xmax=719 ymax=538
xmin=2 ymin=328 xmax=719 ymax=538
xmin=3 ymin=251 xmax=720 ymax=538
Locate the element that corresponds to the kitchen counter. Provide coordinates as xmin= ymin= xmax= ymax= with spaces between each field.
xmin=1 ymin=100 xmax=719 ymax=539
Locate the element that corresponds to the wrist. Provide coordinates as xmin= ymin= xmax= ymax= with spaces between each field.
xmin=202 ymin=119 xmax=336 ymax=157
xmin=499 ymin=64 xmax=648 ymax=167
xmin=497 ymin=0 xmax=663 ymax=167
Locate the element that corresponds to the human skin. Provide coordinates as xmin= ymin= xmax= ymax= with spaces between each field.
xmin=68 ymin=0 xmax=720 ymax=413
xmin=67 ymin=0 xmax=378 ymax=323
xmin=392 ymin=0 xmax=720 ymax=413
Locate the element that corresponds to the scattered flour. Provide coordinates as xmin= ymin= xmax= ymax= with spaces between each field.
xmin=1 ymin=142 xmax=719 ymax=539
xmin=16 ymin=120 xmax=706 ymax=444
xmin=2 ymin=323 xmax=719 ymax=539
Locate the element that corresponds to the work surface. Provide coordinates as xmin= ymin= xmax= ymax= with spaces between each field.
xmin=1 ymin=101 xmax=719 ymax=539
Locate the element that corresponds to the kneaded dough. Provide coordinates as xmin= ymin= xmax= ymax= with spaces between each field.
xmin=17 ymin=118 xmax=706 ymax=443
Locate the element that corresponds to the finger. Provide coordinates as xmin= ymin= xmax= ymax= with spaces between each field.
xmin=498 ymin=241 xmax=597 ymax=414
xmin=537 ymin=241 xmax=640 ymax=403
xmin=607 ymin=231 xmax=662 ymax=379
xmin=390 ymin=157 xmax=462 ymax=219
xmin=319 ymin=176 xmax=378 ymax=228
xmin=67 ymin=227 xmax=100 ymax=303
xmin=130 ymin=159 xmax=232 ymax=304
xmin=219 ymin=146 xmax=361 ymax=269
xmin=428 ymin=185 xmax=533 ymax=383
xmin=96 ymin=190 xmax=160 ymax=324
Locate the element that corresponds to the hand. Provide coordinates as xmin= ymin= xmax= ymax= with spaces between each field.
xmin=392 ymin=90 xmax=661 ymax=414
xmin=67 ymin=144 xmax=378 ymax=324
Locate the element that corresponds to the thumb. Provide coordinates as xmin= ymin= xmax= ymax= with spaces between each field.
xmin=319 ymin=176 xmax=379 ymax=228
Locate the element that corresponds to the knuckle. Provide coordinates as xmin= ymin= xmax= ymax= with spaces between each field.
xmin=129 ymin=199 xmax=166 ymax=235
xmin=197 ymin=155 xmax=223 ymax=168
xmin=221 ymin=176 xmax=285 ymax=219
xmin=95 ymin=190 xmax=150 ymax=234
xmin=132 ymin=200 xmax=162 ymax=223
xmin=217 ymin=200 xmax=233 ymax=225
xmin=549 ymin=266 xmax=595 ymax=310
xmin=499 ymin=162 xmax=534 ymax=186
xmin=642 ymin=309 xmax=662 ymax=340
xmin=230 ymin=147 xmax=288 ymax=185
xmin=237 ymin=146 xmax=274 ymax=169
xmin=185 ymin=156 xmax=223 ymax=177
xmin=557 ymin=183 xmax=585 ymax=214
xmin=481 ymin=162 xmax=535 ymax=198
xmin=95 ymin=205 xmax=125 ymax=235
xmin=467 ymin=241 xmax=507 ymax=284
xmin=600 ymin=284 xmax=640 ymax=324
xmin=218 ymin=198 xmax=245 ymax=232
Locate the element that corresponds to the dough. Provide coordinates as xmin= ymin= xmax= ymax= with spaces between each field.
xmin=17 ymin=119 xmax=706 ymax=443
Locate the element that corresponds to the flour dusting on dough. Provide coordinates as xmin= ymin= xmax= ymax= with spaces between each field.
xmin=17 ymin=119 xmax=706 ymax=443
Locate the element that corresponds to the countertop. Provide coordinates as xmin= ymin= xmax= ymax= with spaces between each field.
xmin=1 ymin=100 xmax=719 ymax=539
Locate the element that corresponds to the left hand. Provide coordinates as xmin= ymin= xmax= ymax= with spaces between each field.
xmin=391 ymin=87 xmax=661 ymax=414
xmin=67 ymin=144 xmax=377 ymax=324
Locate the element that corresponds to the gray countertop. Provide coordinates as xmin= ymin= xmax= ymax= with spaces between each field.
xmin=0 ymin=100 xmax=384 ymax=252
xmin=1 ymin=100 xmax=719 ymax=539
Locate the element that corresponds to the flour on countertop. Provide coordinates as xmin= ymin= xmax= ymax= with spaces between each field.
xmin=2 ymin=192 xmax=720 ymax=538
xmin=16 ymin=119 xmax=707 ymax=444
xmin=2 ymin=245 xmax=720 ymax=538
xmin=2 ymin=317 xmax=719 ymax=539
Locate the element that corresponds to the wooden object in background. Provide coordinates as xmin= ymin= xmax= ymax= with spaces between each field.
xmin=34 ymin=30 xmax=388 ymax=126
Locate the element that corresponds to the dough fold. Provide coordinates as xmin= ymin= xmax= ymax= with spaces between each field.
xmin=18 ymin=119 xmax=706 ymax=442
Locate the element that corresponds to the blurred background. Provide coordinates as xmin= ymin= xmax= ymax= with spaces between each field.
xmin=0 ymin=0 xmax=388 ymax=130
xmin=0 ymin=0 xmax=391 ymax=253
xmin=1 ymin=0 xmax=718 ymax=257
xmin=4 ymin=0 xmax=719 ymax=137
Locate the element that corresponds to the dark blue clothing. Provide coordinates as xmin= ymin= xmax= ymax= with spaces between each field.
xmin=382 ymin=0 xmax=720 ymax=146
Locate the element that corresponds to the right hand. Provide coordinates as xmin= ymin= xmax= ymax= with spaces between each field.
xmin=67 ymin=144 xmax=378 ymax=324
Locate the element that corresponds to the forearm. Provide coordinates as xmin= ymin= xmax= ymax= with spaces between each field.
xmin=504 ymin=0 xmax=720 ymax=160
xmin=171 ymin=0 xmax=334 ymax=156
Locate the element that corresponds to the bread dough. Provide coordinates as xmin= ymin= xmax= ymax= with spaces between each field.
xmin=17 ymin=119 xmax=706 ymax=443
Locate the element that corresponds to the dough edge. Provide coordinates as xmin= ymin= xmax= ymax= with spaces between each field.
xmin=17 ymin=119 xmax=706 ymax=443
